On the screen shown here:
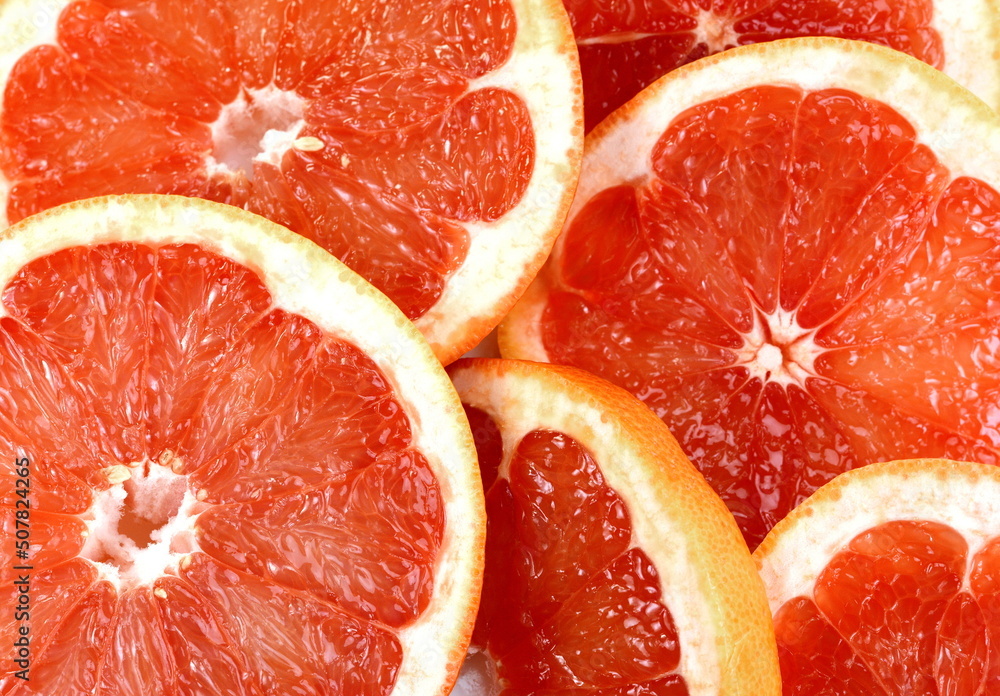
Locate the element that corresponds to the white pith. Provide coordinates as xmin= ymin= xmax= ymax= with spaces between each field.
xmin=755 ymin=460 xmax=1000 ymax=614
xmin=80 ymin=461 xmax=207 ymax=590
xmin=502 ymin=38 xmax=1000 ymax=361
xmin=450 ymin=362 xmax=777 ymax=696
xmin=694 ymin=10 xmax=738 ymax=53
xmin=205 ymin=85 xmax=309 ymax=177
xmin=576 ymin=31 xmax=662 ymax=46
xmin=0 ymin=195 xmax=484 ymax=696
xmin=932 ymin=0 xmax=1000 ymax=110
xmin=452 ymin=649 xmax=503 ymax=696
xmin=573 ymin=6 xmax=739 ymax=51
xmin=736 ymin=308 xmax=821 ymax=387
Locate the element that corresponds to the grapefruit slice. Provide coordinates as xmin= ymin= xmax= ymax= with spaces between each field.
xmin=567 ymin=0 xmax=1000 ymax=130
xmin=501 ymin=37 xmax=1000 ymax=549
xmin=0 ymin=195 xmax=483 ymax=695
xmin=755 ymin=459 xmax=1000 ymax=695
xmin=0 ymin=0 xmax=583 ymax=364
xmin=449 ymin=358 xmax=780 ymax=696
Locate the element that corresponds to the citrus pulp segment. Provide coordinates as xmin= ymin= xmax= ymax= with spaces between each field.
xmin=755 ymin=459 xmax=1000 ymax=695
xmin=501 ymin=38 xmax=1000 ymax=549
xmin=0 ymin=0 xmax=584 ymax=363
xmin=449 ymin=358 xmax=780 ymax=696
xmin=565 ymin=0 xmax=1000 ymax=130
xmin=0 ymin=195 xmax=484 ymax=696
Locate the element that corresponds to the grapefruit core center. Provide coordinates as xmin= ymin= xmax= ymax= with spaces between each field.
xmin=737 ymin=308 xmax=819 ymax=387
xmin=696 ymin=11 xmax=739 ymax=54
xmin=207 ymin=85 xmax=311 ymax=178
xmin=79 ymin=459 xmax=208 ymax=591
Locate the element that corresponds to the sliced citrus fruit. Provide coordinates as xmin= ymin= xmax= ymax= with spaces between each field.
xmin=0 ymin=194 xmax=483 ymax=695
xmin=755 ymin=458 xmax=1000 ymax=695
xmin=567 ymin=0 xmax=1000 ymax=130
xmin=0 ymin=0 xmax=583 ymax=363
xmin=500 ymin=37 xmax=1000 ymax=549
xmin=449 ymin=358 xmax=780 ymax=695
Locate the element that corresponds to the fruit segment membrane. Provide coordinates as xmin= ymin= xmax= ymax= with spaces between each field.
xmin=0 ymin=242 xmax=444 ymax=695
xmin=566 ymin=0 xmax=941 ymax=129
xmin=541 ymin=85 xmax=1000 ymax=548
xmin=775 ymin=520 xmax=1000 ymax=695
xmin=0 ymin=0 xmax=535 ymax=319
xmin=466 ymin=406 xmax=688 ymax=694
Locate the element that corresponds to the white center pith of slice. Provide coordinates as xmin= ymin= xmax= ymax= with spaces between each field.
xmin=695 ymin=10 xmax=738 ymax=53
xmin=451 ymin=649 xmax=502 ymax=696
xmin=79 ymin=460 xmax=209 ymax=590
xmin=735 ymin=308 xmax=821 ymax=387
xmin=206 ymin=85 xmax=322 ymax=177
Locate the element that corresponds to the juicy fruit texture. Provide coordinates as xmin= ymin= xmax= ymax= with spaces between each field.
xmin=469 ymin=415 xmax=687 ymax=694
xmin=0 ymin=241 xmax=443 ymax=694
xmin=567 ymin=0 xmax=941 ymax=129
xmin=775 ymin=521 xmax=1000 ymax=695
xmin=536 ymin=85 xmax=1000 ymax=548
xmin=0 ymin=0 xmax=533 ymax=321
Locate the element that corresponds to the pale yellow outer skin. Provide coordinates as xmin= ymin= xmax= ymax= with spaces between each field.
xmin=0 ymin=194 xmax=486 ymax=696
xmin=450 ymin=358 xmax=781 ymax=696
xmin=755 ymin=459 xmax=1000 ymax=614
xmin=499 ymin=37 xmax=1000 ymax=361
xmin=0 ymin=0 xmax=584 ymax=365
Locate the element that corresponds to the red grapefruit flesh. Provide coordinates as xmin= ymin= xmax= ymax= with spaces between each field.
xmin=478 ymin=428 xmax=685 ymax=692
xmin=566 ymin=0 xmax=1000 ymax=130
xmin=0 ymin=195 xmax=483 ymax=696
xmin=0 ymin=0 xmax=583 ymax=362
xmin=501 ymin=39 xmax=1000 ymax=548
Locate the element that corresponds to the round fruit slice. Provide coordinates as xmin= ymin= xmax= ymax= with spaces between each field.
xmin=567 ymin=0 xmax=1000 ymax=130
xmin=501 ymin=37 xmax=1000 ymax=549
xmin=0 ymin=0 xmax=583 ymax=364
xmin=755 ymin=459 xmax=1000 ymax=695
xmin=0 ymin=195 xmax=483 ymax=695
xmin=449 ymin=358 xmax=779 ymax=696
